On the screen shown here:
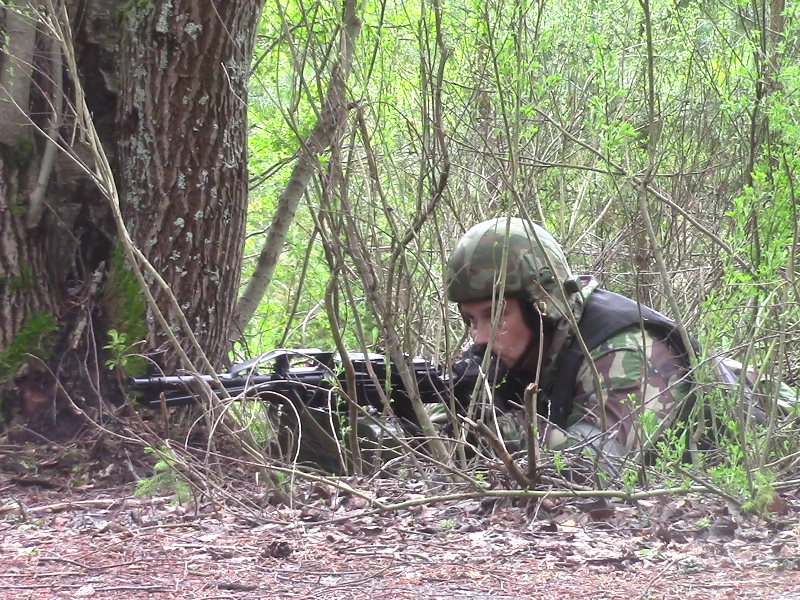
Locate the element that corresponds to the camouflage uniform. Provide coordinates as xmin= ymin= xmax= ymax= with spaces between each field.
xmin=445 ymin=218 xmax=693 ymax=468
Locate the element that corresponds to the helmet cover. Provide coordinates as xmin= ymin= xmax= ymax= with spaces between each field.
xmin=445 ymin=217 xmax=575 ymax=323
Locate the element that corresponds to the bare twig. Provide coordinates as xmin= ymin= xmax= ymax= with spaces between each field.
xmin=472 ymin=418 xmax=532 ymax=489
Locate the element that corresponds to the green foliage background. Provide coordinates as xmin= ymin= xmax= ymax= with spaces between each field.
xmin=243 ymin=0 xmax=799 ymax=374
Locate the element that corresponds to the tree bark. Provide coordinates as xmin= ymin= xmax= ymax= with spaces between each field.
xmin=1 ymin=0 xmax=263 ymax=426
xmin=0 ymin=0 xmax=37 ymax=146
xmin=118 ymin=0 xmax=264 ymax=369
xmin=0 ymin=155 xmax=59 ymax=352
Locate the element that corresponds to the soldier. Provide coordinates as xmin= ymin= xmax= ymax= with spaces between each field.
xmin=445 ymin=217 xmax=695 ymax=473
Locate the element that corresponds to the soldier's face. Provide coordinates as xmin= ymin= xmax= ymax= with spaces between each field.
xmin=461 ymin=298 xmax=533 ymax=368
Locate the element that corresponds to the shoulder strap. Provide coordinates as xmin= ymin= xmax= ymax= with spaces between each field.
xmin=547 ymin=289 xmax=698 ymax=426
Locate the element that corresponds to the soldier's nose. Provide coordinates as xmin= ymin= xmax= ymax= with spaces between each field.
xmin=472 ymin=321 xmax=489 ymax=345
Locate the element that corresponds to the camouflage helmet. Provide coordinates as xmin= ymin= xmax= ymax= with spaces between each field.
xmin=445 ymin=218 xmax=580 ymax=324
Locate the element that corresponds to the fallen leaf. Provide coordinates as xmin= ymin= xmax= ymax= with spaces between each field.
xmin=263 ymin=540 xmax=292 ymax=559
xmin=559 ymin=519 xmax=579 ymax=533
xmin=709 ymin=516 xmax=737 ymax=538
xmin=653 ymin=525 xmax=672 ymax=542
xmin=539 ymin=498 xmax=562 ymax=512
xmin=74 ymin=584 xmax=95 ymax=597
xmin=340 ymin=496 xmax=369 ymax=510
xmin=588 ymin=506 xmax=616 ymax=521
xmin=767 ymin=493 xmax=789 ymax=516
xmin=300 ymin=507 xmax=322 ymax=521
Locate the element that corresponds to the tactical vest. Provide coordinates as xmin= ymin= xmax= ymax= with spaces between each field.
xmin=545 ymin=289 xmax=698 ymax=427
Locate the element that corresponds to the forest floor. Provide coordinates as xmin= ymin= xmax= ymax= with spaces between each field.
xmin=2 ymin=442 xmax=800 ymax=600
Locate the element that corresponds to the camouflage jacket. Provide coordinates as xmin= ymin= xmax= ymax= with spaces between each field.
xmin=483 ymin=277 xmax=694 ymax=460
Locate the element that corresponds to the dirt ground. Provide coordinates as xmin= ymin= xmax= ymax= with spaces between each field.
xmin=3 ymin=463 xmax=800 ymax=600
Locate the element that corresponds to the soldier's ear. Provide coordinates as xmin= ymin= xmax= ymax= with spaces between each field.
xmin=519 ymin=300 xmax=543 ymax=337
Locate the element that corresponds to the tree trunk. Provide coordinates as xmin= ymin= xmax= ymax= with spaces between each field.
xmin=0 ymin=155 xmax=59 ymax=351
xmin=118 ymin=0 xmax=263 ymax=369
xmin=0 ymin=0 xmax=263 ymax=426
xmin=0 ymin=2 xmax=59 ymax=354
xmin=0 ymin=1 xmax=37 ymax=147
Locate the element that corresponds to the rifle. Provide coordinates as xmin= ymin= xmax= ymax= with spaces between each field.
xmin=129 ymin=349 xmax=478 ymax=471
xmin=129 ymin=348 xmax=477 ymax=429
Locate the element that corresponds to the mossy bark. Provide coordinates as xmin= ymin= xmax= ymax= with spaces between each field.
xmin=0 ymin=2 xmax=117 ymax=398
xmin=0 ymin=312 xmax=58 ymax=382
xmin=0 ymin=154 xmax=61 ymax=355
xmin=104 ymin=245 xmax=148 ymax=343
xmin=1 ymin=0 xmax=263 ymax=428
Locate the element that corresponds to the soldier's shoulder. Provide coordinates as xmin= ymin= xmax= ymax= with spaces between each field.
xmin=594 ymin=325 xmax=661 ymax=353
xmin=592 ymin=325 xmax=688 ymax=369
